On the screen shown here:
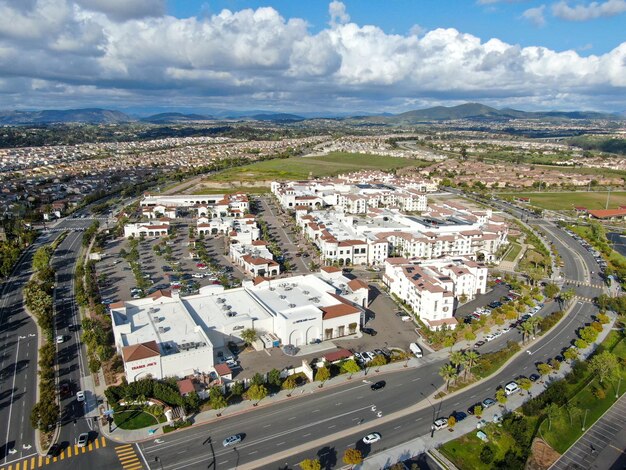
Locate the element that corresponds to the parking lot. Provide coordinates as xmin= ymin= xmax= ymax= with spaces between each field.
xmin=97 ymin=223 xmax=244 ymax=303
xmin=229 ymin=284 xmax=423 ymax=380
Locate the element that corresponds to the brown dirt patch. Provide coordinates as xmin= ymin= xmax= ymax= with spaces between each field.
xmin=527 ymin=438 xmax=561 ymax=470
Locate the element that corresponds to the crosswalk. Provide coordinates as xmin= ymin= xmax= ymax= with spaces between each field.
xmin=562 ymin=279 xmax=604 ymax=289
xmin=0 ymin=437 xmax=107 ymax=470
xmin=115 ymin=444 xmax=144 ymax=470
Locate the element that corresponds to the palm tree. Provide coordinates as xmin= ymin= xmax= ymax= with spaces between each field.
xmin=519 ymin=321 xmax=533 ymax=344
xmin=463 ymin=350 xmax=480 ymax=380
xmin=449 ymin=350 xmax=466 ymax=374
xmin=528 ymin=317 xmax=541 ymax=338
xmin=439 ymin=363 xmax=458 ymax=391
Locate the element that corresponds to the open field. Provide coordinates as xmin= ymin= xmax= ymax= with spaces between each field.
xmin=540 ymin=332 xmax=626 ymax=453
xmin=501 ymin=191 xmax=626 ymax=211
xmin=191 ymin=186 xmax=270 ymax=195
xmin=503 ymin=242 xmax=522 ymax=262
xmin=203 ymin=152 xmax=430 ymax=183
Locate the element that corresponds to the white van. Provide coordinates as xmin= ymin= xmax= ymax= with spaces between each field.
xmin=504 ymin=381 xmax=519 ymax=396
xmin=409 ymin=342 xmax=423 ymax=358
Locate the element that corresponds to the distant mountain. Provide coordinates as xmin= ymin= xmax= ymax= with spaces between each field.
xmin=0 ymin=108 xmax=133 ymax=125
xmin=140 ymin=112 xmax=213 ymax=123
xmin=351 ymin=103 xmax=621 ymax=124
xmin=250 ymin=113 xmax=305 ymax=122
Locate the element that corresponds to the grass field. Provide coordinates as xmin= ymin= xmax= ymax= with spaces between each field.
xmin=501 ymin=191 xmax=626 ymax=211
xmin=440 ymin=422 xmax=521 ymax=469
xmin=191 ymin=186 xmax=270 ymax=195
xmin=113 ymin=407 xmax=161 ymax=430
xmin=204 ymin=152 xmax=430 ymax=182
xmin=540 ymin=332 xmax=626 ymax=453
xmin=503 ymin=242 xmax=522 ymax=262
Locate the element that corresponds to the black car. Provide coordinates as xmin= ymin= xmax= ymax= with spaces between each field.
xmin=529 ymin=373 xmax=540 ymax=382
xmin=362 ymin=328 xmax=377 ymax=336
xmin=46 ymin=444 xmax=61 ymax=457
xmin=474 ymin=340 xmax=486 ymax=348
xmin=488 ymin=301 xmax=502 ymax=309
xmin=467 ymin=403 xmax=482 ymax=415
xmin=68 ymin=323 xmax=80 ymax=332
xmin=371 ymin=380 xmax=386 ymax=391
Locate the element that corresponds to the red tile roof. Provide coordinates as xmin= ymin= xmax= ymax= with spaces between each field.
xmin=122 ymin=340 xmax=160 ymax=362
xmin=214 ymin=363 xmax=232 ymax=376
xmin=177 ymin=378 xmax=195 ymax=395
xmin=324 ymin=349 xmax=353 ymax=363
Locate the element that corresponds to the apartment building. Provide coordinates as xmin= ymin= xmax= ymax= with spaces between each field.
xmin=383 ymin=257 xmax=487 ymax=330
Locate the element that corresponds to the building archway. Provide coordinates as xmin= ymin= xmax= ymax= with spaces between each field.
xmin=289 ymin=330 xmax=303 ymax=347
xmin=305 ymin=326 xmax=320 ymax=344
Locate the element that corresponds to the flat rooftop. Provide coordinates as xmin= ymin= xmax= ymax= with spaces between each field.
xmin=114 ymin=300 xmax=208 ymax=355
xmin=249 ymin=275 xmax=342 ymax=320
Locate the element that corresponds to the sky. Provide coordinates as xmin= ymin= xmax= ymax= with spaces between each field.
xmin=0 ymin=0 xmax=624 ymax=115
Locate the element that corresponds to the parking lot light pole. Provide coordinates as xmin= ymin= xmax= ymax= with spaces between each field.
xmin=616 ymin=377 xmax=622 ymax=399
xmin=582 ymin=409 xmax=589 ymax=431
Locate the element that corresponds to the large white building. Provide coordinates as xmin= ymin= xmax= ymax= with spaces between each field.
xmin=111 ymin=271 xmax=369 ymax=382
xmin=383 ymin=257 xmax=488 ymax=330
xmin=123 ymin=221 xmax=170 ymax=238
xmin=140 ymin=193 xmax=249 ymax=218
xmin=295 ymin=203 xmax=507 ymax=266
xmin=271 ymin=179 xmax=428 ymax=215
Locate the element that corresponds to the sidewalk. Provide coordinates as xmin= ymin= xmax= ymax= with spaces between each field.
xmin=354 ymin=311 xmax=617 ymax=470
xmin=98 ymin=356 xmax=426 ymax=443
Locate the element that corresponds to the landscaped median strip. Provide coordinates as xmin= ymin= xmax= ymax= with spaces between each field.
xmin=237 ymin=299 xmax=585 ymax=469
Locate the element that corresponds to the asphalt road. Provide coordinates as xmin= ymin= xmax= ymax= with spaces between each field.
xmin=131 ymin=194 xmax=607 ymax=470
xmin=0 ymin=231 xmax=54 ymax=466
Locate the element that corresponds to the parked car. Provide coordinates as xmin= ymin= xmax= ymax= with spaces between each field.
xmin=504 ymin=381 xmax=520 ymax=396
xmin=529 ymin=373 xmax=540 ymax=382
xmin=467 ymin=403 xmax=482 ymax=415
xmin=56 ymin=335 xmax=65 ymax=344
xmin=76 ymin=390 xmax=85 ymax=402
xmin=482 ymin=398 xmax=496 ymax=409
xmin=473 ymin=340 xmax=486 ymax=348
xmin=362 ymin=432 xmax=382 ymax=444
xmin=370 ymin=381 xmax=386 ymax=391
xmin=60 ymin=382 xmax=71 ymax=397
xmin=433 ymin=418 xmax=448 ymax=430
xmin=451 ymin=411 xmax=467 ymax=422
xmin=222 ymin=434 xmax=242 ymax=447
xmin=362 ymin=327 xmax=377 ymax=336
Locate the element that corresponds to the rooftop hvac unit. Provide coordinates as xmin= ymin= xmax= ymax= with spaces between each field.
xmin=289 ymin=303 xmax=296 ymax=308
xmin=269 ymin=287 xmax=275 ymax=291
xmin=153 ymin=316 xmax=160 ymax=323
xmin=279 ymin=295 xmax=287 ymax=300
xmin=158 ymin=326 xmax=165 ymax=333
xmin=221 ymin=305 xmax=229 ymax=310
xmin=285 ymin=287 xmax=293 ymax=291
xmin=217 ymin=298 xmax=226 ymax=303
xmin=303 ymin=290 xmax=310 ymax=295
xmin=291 ymin=283 xmax=297 ymax=287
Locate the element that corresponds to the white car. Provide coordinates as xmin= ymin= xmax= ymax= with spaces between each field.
xmin=362 ymin=432 xmax=381 ymax=444
xmin=222 ymin=434 xmax=242 ymax=447
xmin=192 ymin=273 xmax=204 ymax=278
xmin=433 ymin=418 xmax=448 ymax=430
xmin=56 ymin=335 xmax=65 ymax=344
xmin=484 ymin=334 xmax=495 ymax=342
xmin=76 ymin=390 xmax=85 ymax=402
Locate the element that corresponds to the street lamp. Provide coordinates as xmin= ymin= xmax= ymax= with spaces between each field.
xmin=616 ymin=377 xmax=622 ymax=399
xmin=582 ymin=409 xmax=589 ymax=431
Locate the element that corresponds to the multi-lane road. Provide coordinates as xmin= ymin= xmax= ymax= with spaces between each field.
xmin=0 ymin=216 xmax=107 ymax=468
xmin=131 ymin=214 xmax=605 ymax=469
xmin=0 ymin=191 xmax=611 ymax=470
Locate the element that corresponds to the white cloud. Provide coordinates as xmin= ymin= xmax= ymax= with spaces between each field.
xmin=0 ymin=0 xmax=624 ymax=112
xmin=522 ymin=5 xmax=547 ymax=26
xmin=74 ymin=0 xmax=166 ymax=21
xmin=552 ymin=0 xmax=626 ymax=21
xmin=409 ymin=24 xmax=425 ymax=36
xmin=328 ymin=1 xmax=350 ymax=26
